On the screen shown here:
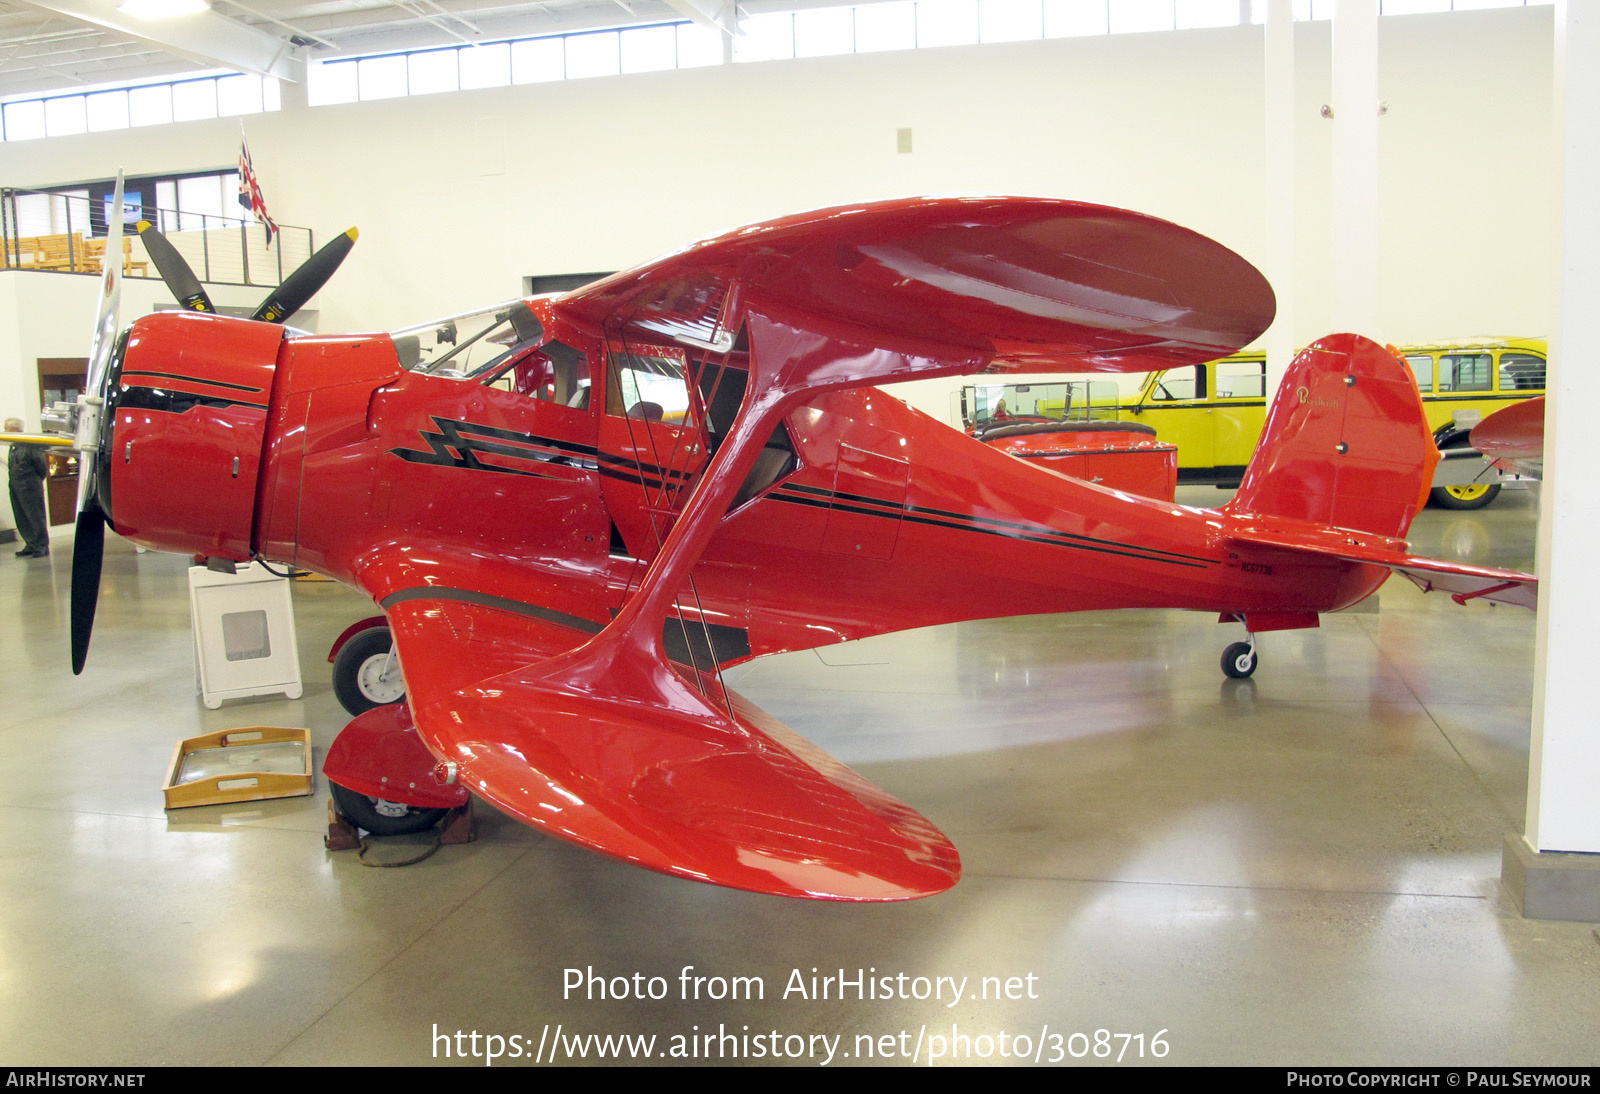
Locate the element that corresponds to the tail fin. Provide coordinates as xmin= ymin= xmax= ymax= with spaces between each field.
xmin=1224 ymin=333 xmax=1438 ymax=538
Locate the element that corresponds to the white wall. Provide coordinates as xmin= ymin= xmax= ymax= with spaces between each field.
xmin=0 ymin=6 xmax=1556 ymax=425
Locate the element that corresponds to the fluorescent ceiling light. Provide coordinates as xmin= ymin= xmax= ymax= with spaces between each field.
xmin=117 ymin=0 xmax=212 ymax=17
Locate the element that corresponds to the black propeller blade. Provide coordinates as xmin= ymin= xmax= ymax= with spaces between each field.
xmin=135 ymin=220 xmax=214 ymax=313
xmin=71 ymin=198 xmax=358 ymax=673
xmin=251 ymin=228 xmax=358 ymax=323
xmin=70 ymin=172 xmax=126 ymax=674
xmin=70 ymin=502 xmax=106 ymax=675
xmin=134 ymin=222 xmax=359 ymax=326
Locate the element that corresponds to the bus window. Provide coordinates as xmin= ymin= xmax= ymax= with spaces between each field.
xmin=1498 ymin=352 xmax=1546 ymax=391
xmin=1439 ymin=353 xmax=1492 ymax=393
xmin=1405 ymin=355 xmax=1435 ymax=393
xmin=1214 ymin=359 xmax=1264 ymax=399
xmin=1150 ymin=365 xmax=1204 ymax=401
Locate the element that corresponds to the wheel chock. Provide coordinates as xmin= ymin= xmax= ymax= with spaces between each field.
xmin=324 ymin=795 xmax=474 ymax=852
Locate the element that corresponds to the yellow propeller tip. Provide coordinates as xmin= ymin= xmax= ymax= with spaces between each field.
xmin=345 ymin=227 xmax=359 ymax=241
xmin=135 ymin=221 xmax=151 ymax=233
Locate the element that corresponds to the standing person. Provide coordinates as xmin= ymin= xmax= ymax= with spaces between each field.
xmin=4 ymin=417 xmax=50 ymax=559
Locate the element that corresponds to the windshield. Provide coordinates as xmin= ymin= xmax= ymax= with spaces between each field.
xmin=390 ymin=301 xmax=544 ymax=378
xmin=955 ymin=380 xmax=1122 ymax=429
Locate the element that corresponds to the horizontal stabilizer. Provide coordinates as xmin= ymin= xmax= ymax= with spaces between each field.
xmin=1224 ymin=524 xmax=1536 ymax=609
xmin=385 ymin=599 xmax=959 ymax=901
xmin=1472 ymin=395 xmax=1545 ymax=479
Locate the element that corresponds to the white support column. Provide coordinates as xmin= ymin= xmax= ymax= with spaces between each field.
xmin=1263 ymin=0 xmax=1295 ymax=398
xmin=1504 ymin=0 xmax=1600 ymax=923
xmin=1525 ymin=3 xmax=1600 ymax=858
xmin=1330 ymin=0 xmax=1379 ymax=339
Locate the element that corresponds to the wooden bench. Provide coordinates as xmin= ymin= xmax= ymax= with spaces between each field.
xmin=4 ymin=233 xmax=149 ymax=276
xmin=77 ymin=234 xmax=150 ymax=277
xmin=4 ymin=233 xmax=79 ymax=271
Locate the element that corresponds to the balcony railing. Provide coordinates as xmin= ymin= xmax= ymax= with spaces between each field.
xmin=1 ymin=186 xmax=313 ymax=289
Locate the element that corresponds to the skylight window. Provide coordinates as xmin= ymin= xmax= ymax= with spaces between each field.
xmin=0 ymin=2 xmax=1554 ymax=141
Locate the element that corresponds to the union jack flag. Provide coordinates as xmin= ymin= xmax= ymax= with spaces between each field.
xmin=238 ymin=135 xmax=278 ymax=246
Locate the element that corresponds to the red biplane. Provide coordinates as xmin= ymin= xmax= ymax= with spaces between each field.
xmin=58 ymin=182 xmax=1536 ymax=902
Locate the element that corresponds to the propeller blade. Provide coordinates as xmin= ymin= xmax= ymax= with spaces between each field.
xmin=78 ymin=172 xmax=124 ymax=512
xmin=70 ymin=503 xmax=106 ymax=675
xmin=251 ymin=228 xmax=357 ymax=323
xmin=135 ymin=221 xmax=214 ymax=313
xmin=71 ymin=171 xmax=127 ymax=675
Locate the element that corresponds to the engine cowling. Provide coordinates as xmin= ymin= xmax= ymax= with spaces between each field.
xmin=104 ymin=312 xmax=285 ymax=560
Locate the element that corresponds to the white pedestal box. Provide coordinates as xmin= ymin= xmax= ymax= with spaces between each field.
xmin=188 ymin=562 xmax=304 ymax=709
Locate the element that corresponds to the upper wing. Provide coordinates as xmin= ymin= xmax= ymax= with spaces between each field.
xmin=383 ymin=594 xmax=960 ymax=901
xmin=368 ymin=197 xmax=1274 ymax=899
xmin=554 ymin=196 xmax=1275 ymax=376
xmin=1223 ymin=524 xmax=1536 ymax=609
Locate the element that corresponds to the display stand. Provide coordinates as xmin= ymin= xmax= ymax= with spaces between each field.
xmin=188 ymin=562 xmax=303 ymax=708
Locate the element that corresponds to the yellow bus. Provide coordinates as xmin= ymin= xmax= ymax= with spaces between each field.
xmin=1123 ymin=338 xmax=1546 ymax=509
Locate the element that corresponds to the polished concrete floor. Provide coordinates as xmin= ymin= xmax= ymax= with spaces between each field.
xmin=1 ymin=486 xmax=1596 ymax=1067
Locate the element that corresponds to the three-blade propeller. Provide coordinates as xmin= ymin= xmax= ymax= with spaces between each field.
xmin=70 ymin=186 xmax=357 ymax=674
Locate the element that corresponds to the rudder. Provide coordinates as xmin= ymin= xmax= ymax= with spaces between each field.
xmin=1224 ymin=333 xmax=1437 ymax=539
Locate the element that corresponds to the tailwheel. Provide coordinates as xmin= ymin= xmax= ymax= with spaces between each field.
xmin=1429 ymin=483 xmax=1501 ymax=510
xmin=329 ymin=781 xmax=447 ymax=836
xmin=1222 ymin=640 xmax=1257 ymax=679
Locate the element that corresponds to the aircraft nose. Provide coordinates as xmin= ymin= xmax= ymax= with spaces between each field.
xmin=105 ymin=312 xmax=286 ymax=561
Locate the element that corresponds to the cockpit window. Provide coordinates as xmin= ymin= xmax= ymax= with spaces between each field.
xmin=481 ymin=340 xmax=591 ymax=406
xmin=391 ymin=302 xmax=543 ymax=378
xmin=605 ymin=351 xmax=695 ymax=426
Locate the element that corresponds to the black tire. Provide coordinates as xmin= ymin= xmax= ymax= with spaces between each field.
xmin=329 ymin=781 xmax=447 ymax=837
xmin=333 ymin=627 xmax=406 ymax=716
xmin=1222 ymin=641 xmax=1257 ymax=679
xmin=1429 ymin=483 xmax=1501 ymax=510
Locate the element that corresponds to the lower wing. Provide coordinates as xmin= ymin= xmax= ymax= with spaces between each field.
xmin=383 ymin=595 xmax=959 ymax=901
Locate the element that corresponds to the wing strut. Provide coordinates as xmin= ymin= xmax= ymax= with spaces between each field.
xmin=602 ymin=327 xmax=740 ymax=713
xmin=527 ymin=297 xmax=984 ymax=713
xmin=398 ymin=297 xmax=977 ymax=899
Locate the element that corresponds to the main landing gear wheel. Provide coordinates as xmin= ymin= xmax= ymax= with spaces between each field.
xmin=1429 ymin=483 xmax=1501 ymax=510
xmin=333 ymin=627 xmax=406 ymax=717
xmin=329 ymin=781 xmax=447 ymax=837
xmin=1222 ymin=641 xmax=1257 ymax=679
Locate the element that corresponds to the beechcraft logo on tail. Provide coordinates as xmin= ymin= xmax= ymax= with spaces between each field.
xmin=1296 ymin=386 xmax=1340 ymax=409
xmin=390 ymin=417 xmax=599 ymax=478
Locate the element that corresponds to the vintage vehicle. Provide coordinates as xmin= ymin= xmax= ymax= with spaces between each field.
xmin=1121 ymin=339 xmax=1546 ymax=509
xmin=955 ymin=380 xmax=1178 ymax=500
xmin=37 ymin=184 xmax=1536 ymax=901
xmin=1401 ymin=338 xmax=1547 ymax=508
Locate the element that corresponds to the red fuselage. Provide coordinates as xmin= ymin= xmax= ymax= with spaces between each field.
xmin=103 ymin=302 xmax=1389 ymax=667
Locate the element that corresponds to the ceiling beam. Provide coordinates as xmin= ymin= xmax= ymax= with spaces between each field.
xmin=660 ymin=0 xmax=736 ymax=37
xmin=12 ymin=0 xmax=301 ymax=81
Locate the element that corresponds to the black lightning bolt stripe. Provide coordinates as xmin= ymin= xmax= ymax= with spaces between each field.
xmin=387 ymin=422 xmax=1200 ymax=568
xmin=770 ymin=484 xmax=1215 ymax=569
xmin=116 ymin=386 xmax=268 ymax=414
xmin=595 ymin=455 xmax=696 ymax=490
xmin=121 ymin=370 xmax=264 ymax=393
xmin=390 ymin=417 xmax=601 ymax=479
xmin=390 ymin=417 xmax=700 ymax=490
